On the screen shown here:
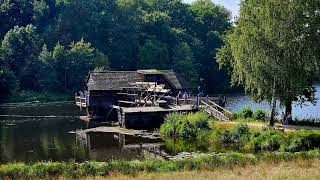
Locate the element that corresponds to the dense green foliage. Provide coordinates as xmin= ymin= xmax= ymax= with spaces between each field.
xmin=8 ymin=91 xmax=72 ymax=103
xmin=0 ymin=69 xmax=18 ymax=97
xmin=217 ymin=0 xmax=320 ymax=114
xmin=160 ymin=111 xmax=211 ymax=140
xmin=0 ymin=0 xmax=234 ymax=101
xmin=252 ymin=109 xmax=267 ymax=121
xmin=0 ymin=150 xmax=320 ymax=179
xmin=232 ymin=107 xmax=268 ymax=122
xmin=211 ymin=123 xmax=320 ymax=152
xmin=161 ymin=112 xmax=320 ymax=153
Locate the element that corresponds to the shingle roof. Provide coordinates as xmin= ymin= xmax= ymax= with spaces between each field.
xmin=87 ymin=70 xmax=190 ymax=91
xmin=87 ymin=71 xmax=143 ymax=91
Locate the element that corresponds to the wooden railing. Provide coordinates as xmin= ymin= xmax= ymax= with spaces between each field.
xmin=200 ymin=100 xmax=230 ymax=121
xmin=75 ymin=96 xmax=87 ymax=108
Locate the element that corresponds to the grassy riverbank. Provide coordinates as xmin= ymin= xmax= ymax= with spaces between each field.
xmin=108 ymin=159 xmax=320 ymax=180
xmin=160 ymin=111 xmax=320 ymax=153
xmin=111 ymin=160 xmax=320 ymax=180
xmin=3 ymin=91 xmax=73 ymax=103
xmin=1 ymin=150 xmax=320 ymax=179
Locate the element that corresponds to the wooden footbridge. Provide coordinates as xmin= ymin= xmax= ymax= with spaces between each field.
xmin=199 ymin=98 xmax=231 ymax=121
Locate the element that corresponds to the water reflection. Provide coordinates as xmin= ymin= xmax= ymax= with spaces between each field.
xmin=76 ymin=132 xmax=166 ymax=161
xmin=0 ymin=102 xmax=167 ymax=163
xmin=0 ymin=116 xmax=87 ymax=163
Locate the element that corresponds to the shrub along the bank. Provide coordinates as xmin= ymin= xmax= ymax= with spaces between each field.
xmin=232 ymin=107 xmax=268 ymax=122
xmin=0 ymin=150 xmax=320 ymax=179
xmin=210 ymin=123 xmax=320 ymax=152
xmin=252 ymin=109 xmax=267 ymax=121
xmin=291 ymin=118 xmax=320 ymax=127
xmin=211 ymin=123 xmax=251 ymax=146
xmin=160 ymin=111 xmax=211 ymax=140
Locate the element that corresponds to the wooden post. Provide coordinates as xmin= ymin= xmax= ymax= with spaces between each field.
xmin=197 ymin=95 xmax=200 ymax=108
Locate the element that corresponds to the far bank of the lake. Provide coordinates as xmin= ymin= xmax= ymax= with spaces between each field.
xmin=1 ymin=91 xmax=73 ymax=104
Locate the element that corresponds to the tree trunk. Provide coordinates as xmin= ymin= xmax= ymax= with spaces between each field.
xmin=285 ymin=101 xmax=292 ymax=115
xmin=269 ymin=79 xmax=276 ymax=126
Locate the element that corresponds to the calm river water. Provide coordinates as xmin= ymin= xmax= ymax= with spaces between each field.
xmin=225 ymin=84 xmax=320 ymax=119
xmin=0 ymin=86 xmax=319 ymax=163
xmin=0 ymin=102 xmax=165 ymax=163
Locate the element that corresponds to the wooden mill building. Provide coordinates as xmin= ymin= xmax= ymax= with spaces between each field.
xmin=75 ymin=69 xmax=231 ymax=129
xmin=75 ymin=69 xmax=198 ymax=128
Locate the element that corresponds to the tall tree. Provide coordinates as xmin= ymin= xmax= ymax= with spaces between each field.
xmin=0 ymin=25 xmax=42 ymax=90
xmin=138 ymin=39 xmax=170 ymax=69
xmin=173 ymin=42 xmax=198 ymax=86
xmin=0 ymin=0 xmax=34 ymax=38
xmin=37 ymin=44 xmax=57 ymax=91
xmin=50 ymin=39 xmax=109 ymax=92
xmin=217 ymin=0 xmax=320 ymax=118
xmin=190 ymin=0 xmax=231 ymax=93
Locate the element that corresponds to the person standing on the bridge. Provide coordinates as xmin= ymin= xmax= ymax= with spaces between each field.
xmin=182 ymin=92 xmax=189 ymax=103
xmin=176 ymin=91 xmax=181 ymax=105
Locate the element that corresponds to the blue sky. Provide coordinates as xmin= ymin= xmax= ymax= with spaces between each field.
xmin=183 ymin=0 xmax=240 ymax=19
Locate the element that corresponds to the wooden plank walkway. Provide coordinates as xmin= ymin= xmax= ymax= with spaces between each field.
xmin=122 ymin=105 xmax=196 ymax=113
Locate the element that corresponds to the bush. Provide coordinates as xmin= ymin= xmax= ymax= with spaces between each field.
xmin=239 ymin=106 xmax=253 ymax=119
xmin=253 ymin=109 xmax=267 ymax=121
xmin=160 ymin=111 xmax=211 ymax=140
xmin=212 ymin=123 xmax=251 ymax=146
xmin=160 ymin=112 xmax=182 ymax=137
xmin=250 ymin=129 xmax=284 ymax=151
xmin=282 ymin=130 xmax=320 ymax=152
xmin=188 ymin=111 xmax=210 ymax=130
xmin=0 ymin=163 xmax=27 ymax=179
xmin=177 ymin=120 xmax=195 ymax=139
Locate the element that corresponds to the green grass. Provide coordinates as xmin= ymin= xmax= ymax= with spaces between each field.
xmin=0 ymin=150 xmax=319 ymax=179
xmin=7 ymin=90 xmax=73 ymax=103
